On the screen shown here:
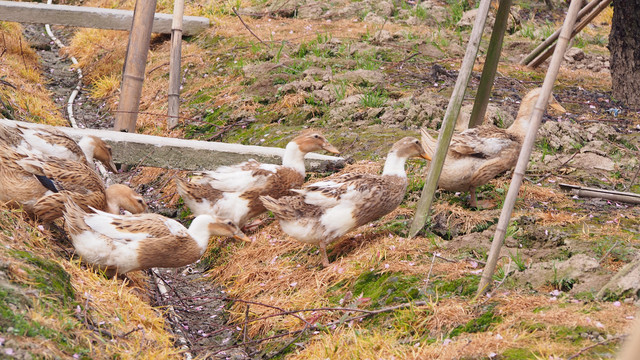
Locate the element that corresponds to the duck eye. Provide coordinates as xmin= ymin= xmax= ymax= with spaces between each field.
xmin=227 ymin=221 xmax=233 ymax=226
xmin=137 ymin=199 xmax=144 ymax=204
xmin=314 ymin=134 xmax=319 ymax=139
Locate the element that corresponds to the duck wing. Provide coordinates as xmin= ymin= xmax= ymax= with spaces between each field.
xmin=82 ymin=209 xmax=190 ymax=243
xmin=197 ymin=159 xmax=281 ymax=192
xmin=449 ymin=126 xmax=518 ymax=159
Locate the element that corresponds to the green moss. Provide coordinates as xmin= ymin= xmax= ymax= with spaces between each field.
xmin=351 ymin=271 xmax=422 ymax=307
xmin=429 ymin=275 xmax=480 ymax=298
xmin=13 ymin=250 xmax=74 ymax=306
xmin=501 ymin=348 xmax=538 ymax=359
xmin=449 ymin=305 xmax=502 ymax=337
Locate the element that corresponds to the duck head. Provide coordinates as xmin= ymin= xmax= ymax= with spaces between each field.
xmin=293 ymin=130 xmax=340 ymax=154
xmin=105 ymin=184 xmax=147 ymax=214
xmin=79 ymin=136 xmax=118 ymax=173
xmin=383 ymin=137 xmax=431 ymax=176
xmin=208 ymin=218 xmax=251 ymax=242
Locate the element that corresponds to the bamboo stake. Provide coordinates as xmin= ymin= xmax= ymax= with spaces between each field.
xmin=520 ymin=0 xmax=601 ymax=66
xmin=114 ymin=0 xmax=157 ymax=133
xmin=167 ymin=0 xmax=185 ymax=129
xmin=468 ymin=0 xmax=513 ymax=128
xmin=475 ymin=0 xmax=583 ymax=298
xmin=408 ymin=0 xmax=494 ymax=238
xmin=529 ymin=0 xmax=612 ymax=68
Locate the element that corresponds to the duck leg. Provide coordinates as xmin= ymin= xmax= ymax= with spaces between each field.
xmin=319 ymin=242 xmax=330 ymax=267
xmin=469 ymin=188 xmax=478 ymax=208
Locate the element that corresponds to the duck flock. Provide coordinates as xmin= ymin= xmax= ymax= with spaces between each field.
xmin=0 ymin=87 xmax=561 ymax=276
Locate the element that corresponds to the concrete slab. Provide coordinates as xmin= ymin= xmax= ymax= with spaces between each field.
xmin=0 ymin=119 xmax=346 ymax=172
xmin=0 ymin=1 xmax=209 ymax=36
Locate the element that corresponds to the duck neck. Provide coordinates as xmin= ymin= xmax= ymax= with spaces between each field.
xmin=382 ymin=152 xmax=408 ymax=177
xmin=507 ymin=115 xmax=531 ymax=138
xmin=187 ymin=216 xmax=213 ymax=255
xmin=282 ymin=142 xmax=306 ymax=175
xmin=77 ymin=137 xmax=95 ymax=163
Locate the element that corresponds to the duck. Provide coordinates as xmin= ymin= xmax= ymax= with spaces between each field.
xmin=420 ymin=88 xmax=566 ymax=207
xmin=175 ymin=130 xmax=340 ymax=229
xmin=0 ymin=144 xmax=146 ymax=221
xmin=0 ymin=121 xmax=117 ymax=172
xmin=62 ymin=199 xmax=250 ymax=276
xmin=260 ymin=137 xmax=430 ymax=267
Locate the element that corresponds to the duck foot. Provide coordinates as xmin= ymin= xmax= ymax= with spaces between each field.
xmin=469 ymin=188 xmax=478 ymax=209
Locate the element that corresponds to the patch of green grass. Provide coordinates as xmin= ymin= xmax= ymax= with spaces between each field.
xmin=537 ymin=137 xmax=558 ymax=160
xmin=184 ymin=104 xmax=232 ymax=139
xmin=360 ymin=89 xmax=388 ymax=108
xmin=429 ymin=275 xmax=480 ymax=298
xmin=13 ymin=250 xmax=74 ymax=306
xmin=332 ymin=81 xmax=347 ymax=102
xmin=500 ymin=348 xmax=539 ymax=359
xmin=449 ymin=305 xmax=502 ymax=337
xmin=520 ymin=21 xmax=537 ymax=40
xmin=444 ymin=0 xmax=468 ymax=28
xmin=351 ymin=271 xmax=423 ymax=307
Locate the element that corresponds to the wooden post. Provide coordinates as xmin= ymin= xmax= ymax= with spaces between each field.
xmin=468 ymin=0 xmax=513 ymax=129
xmin=114 ymin=0 xmax=157 ymax=133
xmin=408 ymin=0 xmax=494 ymax=238
xmin=475 ymin=0 xmax=583 ymax=298
xmin=520 ymin=0 xmax=599 ymax=66
xmin=528 ymin=0 xmax=612 ymax=68
xmin=167 ymin=0 xmax=184 ymax=129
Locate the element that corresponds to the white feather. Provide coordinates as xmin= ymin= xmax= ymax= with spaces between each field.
xmin=72 ymin=230 xmax=140 ymax=272
xmin=84 ymin=213 xmax=150 ymax=242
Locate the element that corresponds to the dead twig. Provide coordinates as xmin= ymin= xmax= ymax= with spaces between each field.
xmin=566 ymin=334 xmax=628 ymax=360
xmin=232 ymin=7 xmax=269 ymax=48
xmin=599 ymin=240 xmax=620 ymax=264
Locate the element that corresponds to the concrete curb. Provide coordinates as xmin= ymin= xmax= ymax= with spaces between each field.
xmin=1 ymin=119 xmax=346 ymax=172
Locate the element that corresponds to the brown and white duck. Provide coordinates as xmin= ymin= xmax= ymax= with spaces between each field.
xmin=420 ymin=88 xmax=566 ymax=207
xmin=63 ymin=200 xmax=250 ymax=276
xmin=260 ymin=137 xmax=430 ymax=267
xmin=175 ymin=130 xmax=340 ymax=228
xmin=0 ymin=122 xmax=117 ymax=172
xmin=0 ymin=144 xmax=145 ymax=221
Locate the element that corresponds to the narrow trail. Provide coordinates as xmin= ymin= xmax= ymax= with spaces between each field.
xmin=22 ymin=23 xmax=251 ymax=359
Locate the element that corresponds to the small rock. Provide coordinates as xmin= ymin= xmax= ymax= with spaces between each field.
xmin=335 ymin=69 xmax=385 ymax=86
xmin=374 ymin=30 xmax=392 ymax=42
xmin=565 ymin=47 xmax=585 ymax=62
xmin=363 ymin=12 xmax=386 ymax=24
xmin=374 ymin=1 xmax=394 ymax=17
xmin=457 ymin=8 xmax=495 ymax=28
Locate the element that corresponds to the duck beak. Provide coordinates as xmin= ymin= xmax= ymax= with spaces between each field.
xmin=549 ymin=101 xmax=566 ymax=115
xmin=234 ymin=231 xmax=252 ymax=243
xmin=105 ymin=159 xmax=118 ymax=173
xmin=322 ymin=143 xmax=340 ymax=155
xmin=420 ymin=152 xmax=432 ymax=161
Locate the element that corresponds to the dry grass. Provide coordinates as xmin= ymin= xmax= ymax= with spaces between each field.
xmin=0 ymin=207 xmax=179 ymax=359
xmin=0 ymin=22 xmax=67 ymax=126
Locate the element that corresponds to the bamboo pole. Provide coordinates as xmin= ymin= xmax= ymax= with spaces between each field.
xmin=468 ymin=0 xmax=513 ymax=129
xmin=475 ymin=0 xmax=583 ymax=298
xmin=114 ymin=0 xmax=157 ymax=133
xmin=167 ymin=0 xmax=185 ymax=129
xmin=529 ymin=0 xmax=612 ymax=68
xmin=520 ymin=0 xmax=601 ymax=66
xmin=408 ymin=0 xmax=494 ymax=238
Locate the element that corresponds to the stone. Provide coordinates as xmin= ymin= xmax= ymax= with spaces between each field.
xmin=565 ymin=47 xmax=585 ymax=62
xmin=363 ymin=12 xmax=385 ymax=24
xmin=374 ymin=30 xmax=392 ymax=42
xmin=457 ymin=8 xmax=494 ymax=29
xmin=374 ymin=1 xmax=394 ymax=17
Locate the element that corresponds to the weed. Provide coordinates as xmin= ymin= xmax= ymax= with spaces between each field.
xmin=520 ymin=22 xmax=537 ymax=40
xmin=332 ymin=81 xmax=347 ymax=102
xmin=508 ymin=250 xmax=527 ymax=271
xmin=351 ymin=271 xmax=423 ymax=307
xmin=360 ymin=89 xmax=388 ymax=108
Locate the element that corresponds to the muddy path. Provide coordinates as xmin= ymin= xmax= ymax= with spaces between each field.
xmin=22 ymin=23 xmax=249 ymax=358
